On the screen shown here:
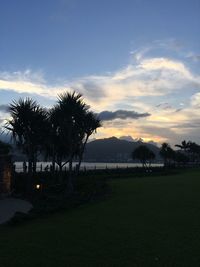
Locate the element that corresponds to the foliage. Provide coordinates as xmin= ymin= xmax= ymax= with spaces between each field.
xmin=0 ymin=140 xmax=11 ymax=155
xmin=160 ymin=143 xmax=175 ymax=167
xmin=132 ymin=145 xmax=155 ymax=167
xmin=7 ymin=173 xmax=108 ymax=225
xmin=5 ymin=92 xmax=101 ymax=193
xmin=46 ymin=91 xmax=101 ymax=193
xmin=175 ymin=140 xmax=200 ymax=163
xmin=5 ymin=98 xmax=48 ymax=173
xmin=46 ymin=92 xmax=100 ymax=173
xmin=175 ymin=140 xmax=189 ymax=152
xmin=174 ymin=151 xmax=189 ymax=166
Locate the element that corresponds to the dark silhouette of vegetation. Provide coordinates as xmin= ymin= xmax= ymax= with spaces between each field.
xmin=45 ymin=92 xmax=101 ymax=193
xmin=175 ymin=140 xmax=200 ymax=165
xmin=175 ymin=140 xmax=189 ymax=153
xmin=160 ymin=143 xmax=175 ymax=167
xmin=5 ymin=98 xmax=48 ymax=174
xmin=5 ymin=92 xmax=101 ymax=194
xmin=5 ymin=98 xmax=48 ymax=194
xmin=187 ymin=141 xmax=200 ymax=163
xmin=0 ymin=140 xmax=12 ymax=195
xmin=175 ymin=151 xmax=189 ymax=166
xmin=132 ymin=145 xmax=155 ymax=168
xmin=0 ymin=140 xmax=11 ymax=155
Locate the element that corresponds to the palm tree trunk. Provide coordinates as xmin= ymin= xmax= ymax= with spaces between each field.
xmin=59 ymin=164 xmax=62 ymax=172
xmin=33 ymin=154 xmax=37 ymax=173
xmin=67 ymin=158 xmax=74 ymax=194
xmin=27 ymin=155 xmax=33 ymax=195
xmin=52 ymin=154 xmax=56 ymax=172
xmin=51 ymin=145 xmax=56 ymax=172
xmin=76 ymin=136 xmax=89 ymax=175
xmin=28 ymin=158 xmax=32 ymax=174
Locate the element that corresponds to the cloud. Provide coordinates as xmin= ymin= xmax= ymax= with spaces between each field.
xmin=139 ymin=125 xmax=178 ymax=141
xmin=191 ymin=93 xmax=200 ymax=107
xmin=71 ymin=79 xmax=106 ymax=103
xmin=156 ymin=102 xmax=172 ymax=110
xmin=0 ymin=41 xmax=200 ymax=144
xmin=1 ymin=56 xmax=199 ymax=110
xmin=98 ymin=110 xmax=151 ymax=121
xmin=0 ymin=104 xmax=9 ymax=112
xmin=186 ymin=52 xmax=200 ymax=62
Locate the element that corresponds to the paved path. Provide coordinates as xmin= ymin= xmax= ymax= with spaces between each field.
xmin=0 ymin=198 xmax=32 ymax=224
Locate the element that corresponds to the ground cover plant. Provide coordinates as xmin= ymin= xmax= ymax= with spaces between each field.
xmin=1 ymin=169 xmax=200 ymax=266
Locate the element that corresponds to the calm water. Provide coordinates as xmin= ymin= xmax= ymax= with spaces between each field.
xmin=14 ymin=161 xmax=163 ymax=172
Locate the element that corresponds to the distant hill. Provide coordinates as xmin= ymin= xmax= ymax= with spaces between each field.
xmin=119 ymin=135 xmax=135 ymax=142
xmin=0 ymin=134 xmax=161 ymax=162
xmin=84 ymin=136 xmax=160 ymax=162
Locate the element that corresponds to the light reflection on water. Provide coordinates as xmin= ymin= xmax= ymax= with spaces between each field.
xmin=14 ymin=161 xmax=163 ymax=172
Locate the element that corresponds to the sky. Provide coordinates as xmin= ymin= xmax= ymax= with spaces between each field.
xmin=0 ymin=0 xmax=200 ymax=145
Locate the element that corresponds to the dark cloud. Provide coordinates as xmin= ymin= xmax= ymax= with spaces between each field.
xmin=156 ymin=103 xmax=172 ymax=109
xmin=141 ymin=124 xmax=200 ymax=145
xmin=0 ymin=104 xmax=9 ymax=112
xmin=72 ymin=80 xmax=106 ymax=102
xmin=141 ymin=125 xmax=178 ymax=143
xmin=98 ymin=110 xmax=151 ymax=121
xmin=175 ymin=108 xmax=183 ymax=112
xmin=172 ymin=120 xmax=200 ymax=129
xmin=187 ymin=54 xmax=200 ymax=62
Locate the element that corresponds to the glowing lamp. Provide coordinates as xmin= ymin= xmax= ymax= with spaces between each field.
xmin=36 ymin=184 xmax=41 ymax=190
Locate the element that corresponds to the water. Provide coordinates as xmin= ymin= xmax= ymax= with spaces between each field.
xmin=14 ymin=161 xmax=163 ymax=172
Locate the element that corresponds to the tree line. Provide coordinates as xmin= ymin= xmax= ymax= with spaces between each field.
xmin=132 ymin=141 xmax=200 ymax=168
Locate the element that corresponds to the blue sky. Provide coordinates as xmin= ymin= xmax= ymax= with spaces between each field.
xmin=0 ymin=0 xmax=200 ymax=144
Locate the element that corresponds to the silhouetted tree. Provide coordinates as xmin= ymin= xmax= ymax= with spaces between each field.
xmin=76 ymin=111 xmax=101 ymax=174
xmin=160 ymin=143 xmax=175 ymax=167
xmin=0 ymin=140 xmax=11 ymax=155
xmin=187 ymin=141 xmax=200 ymax=163
xmin=5 ymin=98 xmax=48 ymax=174
xmin=132 ymin=145 xmax=155 ymax=168
xmin=5 ymin=92 xmax=100 ymax=194
xmin=46 ymin=92 xmax=100 ymax=193
xmin=46 ymin=105 xmax=70 ymax=172
xmin=175 ymin=140 xmax=189 ymax=153
xmin=174 ymin=151 xmax=189 ymax=166
xmin=176 ymin=140 xmax=200 ymax=164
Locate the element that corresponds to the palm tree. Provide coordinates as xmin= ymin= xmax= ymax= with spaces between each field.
xmin=175 ymin=140 xmax=189 ymax=153
xmin=187 ymin=141 xmax=200 ymax=163
xmin=160 ymin=143 xmax=175 ymax=167
xmin=75 ymin=111 xmax=101 ymax=174
xmin=5 ymin=98 xmax=48 ymax=174
xmin=176 ymin=141 xmax=200 ymax=164
xmin=45 ymin=105 xmax=70 ymax=172
xmin=57 ymin=92 xmax=88 ymax=192
xmin=48 ymin=92 xmax=93 ymax=193
xmin=132 ymin=145 xmax=155 ymax=168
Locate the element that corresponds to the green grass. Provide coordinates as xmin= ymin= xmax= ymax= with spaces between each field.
xmin=1 ymin=169 xmax=200 ymax=267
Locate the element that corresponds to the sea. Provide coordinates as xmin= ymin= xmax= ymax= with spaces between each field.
xmin=14 ymin=161 xmax=163 ymax=172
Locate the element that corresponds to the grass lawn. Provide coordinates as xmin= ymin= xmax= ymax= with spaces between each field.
xmin=1 ymin=169 xmax=200 ymax=267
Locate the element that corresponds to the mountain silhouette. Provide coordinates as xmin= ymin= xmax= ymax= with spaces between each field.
xmin=84 ymin=136 xmax=160 ymax=162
